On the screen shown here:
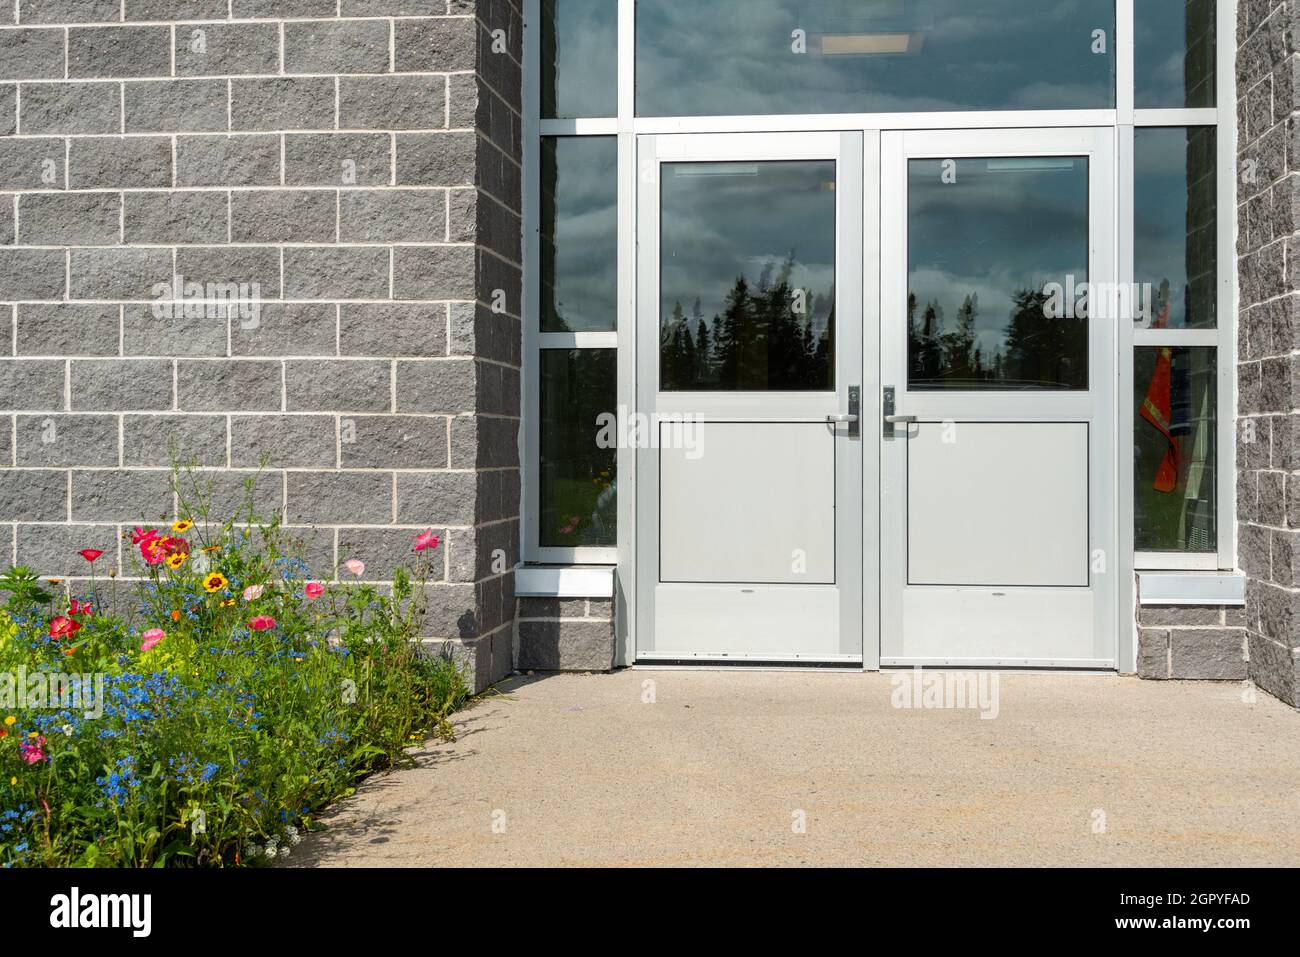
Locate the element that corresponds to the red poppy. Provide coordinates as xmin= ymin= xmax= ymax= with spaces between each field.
xmin=49 ymin=616 xmax=81 ymax=640
xmin=131 ymin=527 xmax=159 ymax=545
xmin=78 ymin=549 xmax=103 ymax=563
xmin=69 ymin=598 xmax=93 ymax=617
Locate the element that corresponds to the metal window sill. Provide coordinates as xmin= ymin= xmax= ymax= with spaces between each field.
xmin=1136 ymin=571 xmax=1245 ymax=606
xmin=516 ymin=564 xmax=615 ymax=599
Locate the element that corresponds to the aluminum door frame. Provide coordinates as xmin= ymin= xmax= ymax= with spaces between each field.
xmin=634 ymin=131 xmax=873 ymax=664
xmin=878 ymin=127 xmax=1119 ymax=669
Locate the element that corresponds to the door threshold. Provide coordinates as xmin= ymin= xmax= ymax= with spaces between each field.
xmin=635 ymin=658 xmax=865 ymax=670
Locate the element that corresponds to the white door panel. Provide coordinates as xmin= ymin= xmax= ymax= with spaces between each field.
xmin=907 ymin=421 xmax=1089 ymax=587
xmin=635 ymin=131 xmax=872 ymax=663
xmin=880 ymin=127 xmax=1118 ymax=668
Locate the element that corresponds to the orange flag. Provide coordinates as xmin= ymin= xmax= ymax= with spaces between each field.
xmin=1140 ymin=301 xmax=1179 ymax=492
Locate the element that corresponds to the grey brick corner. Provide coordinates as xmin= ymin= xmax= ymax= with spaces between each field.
xmin=1236 ymin=1 xmax=1300 ymax=707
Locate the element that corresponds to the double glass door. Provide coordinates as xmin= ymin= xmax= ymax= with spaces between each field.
xmin=635 ymin=128 xmax=1117 ymax=668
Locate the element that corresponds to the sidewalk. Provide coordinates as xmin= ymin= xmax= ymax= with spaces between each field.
xmin=291 ymin=670 xmax=1300 ymax=867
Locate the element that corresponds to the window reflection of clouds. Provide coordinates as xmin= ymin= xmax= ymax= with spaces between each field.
xmin=1134 ymin=0 xmax=1215 ymax=109
xmin=543 ymin=137 xmax=618 ymax=333
xmin=637 ymin=0 xmax=1115 ymax=116
xmin=660 ymin=162 xmax=836 ymax=327
xmin=907 ymin=158 xmax=1089 ymax=388
xmin=1134 ymin=127 xmax=1216 ymax=330
xmin=543 ymin=0 xmax=618 ymax=118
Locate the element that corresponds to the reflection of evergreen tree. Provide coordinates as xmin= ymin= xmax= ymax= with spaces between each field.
xmin=661 ymin=254 xmax=832 ymax=391
xmin=1002 ymin=288 xmax=1086 ymax=389
xmin=908 ymin=286 xmax=1087 ymax=390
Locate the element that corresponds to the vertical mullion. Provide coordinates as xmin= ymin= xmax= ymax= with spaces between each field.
xmin=1216 ymin=0 xmax=1237 ymax=569
xmin=615 ymin=0 xmax=637 ymax=664
xmin=1115 ymin=0 xmax=1135 ymax=121
xmin=522 ymin=0 xmax=542 ymax=561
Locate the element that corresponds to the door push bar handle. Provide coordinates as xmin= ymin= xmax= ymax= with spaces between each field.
xmin=827 ymin=386 xmax=861 ymax=438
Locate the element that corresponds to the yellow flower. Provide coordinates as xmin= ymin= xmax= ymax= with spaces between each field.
xmin=202 ymin=545 xmax=221 ymax=554
xmin=166 ymin=552 xmax=188 ymax=570
xmin=3 ymin=716 xmax=14 ymax=726
xmin=172 ymin=519 xmax=194 ymax=533
xmin=220 ymin=598 xmax=236 ymax=608
xmin=8 ymin=777 xmax=14 ymax=786
xmin=202 ymin=572 xmax=229 ymax=594
xmin=27 ymin=732 xmax=38 ymax=739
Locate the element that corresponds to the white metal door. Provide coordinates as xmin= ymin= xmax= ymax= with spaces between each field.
xmin=879 ymin=128 xmax=1118 ymax=668
xmin=635 ymin=131 xmax=874 ymax=663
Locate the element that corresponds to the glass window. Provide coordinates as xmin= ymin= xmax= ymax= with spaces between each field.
xmin=542 ymin=0 xmax=618 ymax=119
xmin=637 ymin=0 xmax=1115 ymax=117
xmin=541 ymin=137 xmax=618 ymax=333
xmin=540 ymin=349 xmax=617 ymax=548
xmin=1134 ymin=127 xmax=1217 ymax=330
xmin=1135 ymin=0 xmax=1215 ymax=108
xmin=907 ymin=156 xmax=1090 ymax=390
xmin=1134 ymin=347 xmax=1217 ymax=552
xmin=659 ymin=160 xmax=836 ymax=391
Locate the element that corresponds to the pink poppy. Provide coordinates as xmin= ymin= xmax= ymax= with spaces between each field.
xmin=19 ymin=736 xmax=47 ymax=765
xmin=412 ymin=529 xmax=440 ymax=552
xmin=249 ymin=616 xmax=277 ymax=631
xmin=243 ymin=584 xmax=264 ymax=601
xmin=140 ymin=628 xmax=165 ymax=652
xmin=131 ymin=527 xmax=158 ymax=545
xmin=78 ymin=548 xmax=103 ymax=563
xmin=304 ymin=582 xmax=324 ymax=600
xmin=69 ymin=599 xmax=93 ymax=617
xmin=342 ymin=559 xmax=365 ymax=577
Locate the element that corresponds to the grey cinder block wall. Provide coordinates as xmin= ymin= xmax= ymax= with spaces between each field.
xmin=1235 ymin=0 xmax=1300 ymax=706
xmin=0 ymin=0 xmax=523 ymax=693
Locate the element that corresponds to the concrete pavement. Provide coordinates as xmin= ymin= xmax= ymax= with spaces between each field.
xmin=290 ymin=670 xmax=1300 ymax=867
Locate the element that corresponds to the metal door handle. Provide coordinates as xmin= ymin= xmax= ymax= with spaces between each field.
xmin=826 ymin=414 xmax=860 ymax=424
xmin=884 ymin=414 xmax=917 ymax=424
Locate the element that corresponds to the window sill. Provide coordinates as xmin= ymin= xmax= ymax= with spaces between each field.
xmin=1136 ymin=570 xmax=1245 ymax=606
xmin=516 ymin=564 xmax=615 ymax=599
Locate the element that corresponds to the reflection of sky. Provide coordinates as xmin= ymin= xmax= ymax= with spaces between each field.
xmin=660 ymin=161 xmax=837 ymax=330
xmin=637 ymin=0 xmax=1114 ymax=116
xmin=545 ymin=0 xmax=618 ymax=118
xmin=1134 ymin=0 xmax=1214 ymax=108
xmin=545 ymin=137 xmax=618 ymax=332
xmin=1134 ymin=127 xmax=1215 ymax=329
xmin=907 ymin=159 xmax=1088 ymax=359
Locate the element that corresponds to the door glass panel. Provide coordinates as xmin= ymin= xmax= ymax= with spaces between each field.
xmin=1134 ymin=127 xmax=1217 ymax=329
xmin=907 ymin=156 xmax=1089 ymax=391
xmin=1134 ymin=346 xmax=1217 ymax=552
xmin=541 ymin=137 xmax=618 ymax=333
xmin=660 ymin=160 xmax=836 ymax=392
xmin=637 ymin=0 xmax=1115 ymax=117
xmin=1135 ymin=0 xmax=1215 ymax=109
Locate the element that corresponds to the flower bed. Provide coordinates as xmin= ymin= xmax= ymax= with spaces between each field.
xmin=0 ymin=492 xmax=466 ymax=867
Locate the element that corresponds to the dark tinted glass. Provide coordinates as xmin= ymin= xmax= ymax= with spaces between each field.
xmin=542 ymin=0 xmax=618 ymax=119
xmin=637 ymin=0 xmax=1115 ymax=116
xmin=540 ymin=349 xmax=617 ymax=547
xmin=541 ymin=137 xmax=618 ymax=333
xmin=660 ymin=160 xmax=836 ymax=392
xmin=908 ymin=157 xmax=1090 ymax=390
xmin=1135 ymin=0 xmax=1215 ymax=108
xmin=1134 ymin=127 xmax=1217 ymax=330
xmin=1134 ymin=347 xmax=1216 ymax=552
